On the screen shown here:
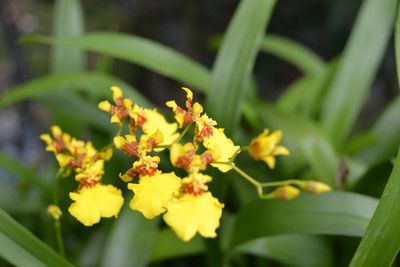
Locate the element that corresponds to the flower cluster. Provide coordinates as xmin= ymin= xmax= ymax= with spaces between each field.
xmin=41 ymin=126 xmax=124 ymax=226
xmin=41 ymin=86 xmax=331 ymax=242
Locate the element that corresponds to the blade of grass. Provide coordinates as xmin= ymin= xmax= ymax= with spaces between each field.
xmin=320 ymin=0 xmax=397 ymax=147
xmin=51 ymin=0 xmax=84 ymax=73
xmin=395 ymin=2 xmax=400 ymax=89
xmin=260 ymin=34 xmax=325 ymax=76
xmin=0 ymin=72 xmax=150 ymax=109
xmin=150 ymin=229 xmax=204 ymax=263
xmin=356 ymin=96 xmax=400 ymax=167
xmin=349 ymin=146 xmax=400 ymax=266
xmin=206 ymin=0 xmax=276 ymax=134
xmin=100 ymin=205 xmax=158 ymax=267
xmin=230 ymin=192 xmax=377 ymax=248
xmin=0 ymin=151 xmax=50 ymax=197
xmin=22 ymin=33 xmax=210 ymax=92
xmin=0 ymin=209 xmax=74 ymax=267
xmin=300 ymin=134 xmax=339 ymax=187
xmin=234 ymin=235 xmax=333 ymax=267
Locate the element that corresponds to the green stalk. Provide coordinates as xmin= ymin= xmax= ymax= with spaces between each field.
xmin=350 ymin=146 xmax=400 ymax=266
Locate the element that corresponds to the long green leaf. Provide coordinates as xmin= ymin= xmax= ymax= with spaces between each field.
xmin=22 ymin=33 xmax=210 ymax=92
xmin=150 ymin=229 xmax=204 ymax=263
xmin=349 ymin=147 xmax=400 ymax=266
xmin=0 ymin=209 xmax=73 ymax=267
xmin=51 ymin=0 xmax=84 ymax=73
xmin=300 ymin=135 xmax=339 ymax=187
xmin=260 ymin=35 xmax=325 ymax=76
xmin=0 ymin=72 xmax=150 ymax=109
xmin=230 ymin=192 xmax=377 ymax=248
xmin=395 ymin=2 xmax=400 ymax=89
xmin=100 ymin=205 xmax=158 ymax=267
xmin=0 ymin=151 xmax=49 ymax=196
xmin=320 ymin=0 xmax=396 ymax=147
xmin=356 ymin=96 xmax=400 ymax=166
xmin=206 ymin=0 xmax=276 ymax=134
xmin=234 ymin=235 xmax=333 ymax=267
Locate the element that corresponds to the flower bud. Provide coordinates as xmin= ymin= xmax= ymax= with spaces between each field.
xmin=269 ymin=185 xmax=300 ymax=200
xmin=47 ymin=204 xmax=62 ymax=220
xmin=301 ymin=181 xmax=331 ymax=194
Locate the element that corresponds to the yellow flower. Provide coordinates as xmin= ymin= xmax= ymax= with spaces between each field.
xmin=40 ymin=125 xmax=71 ymax=154
xmin=163 ymin=192 xmax=223 ymax=241
xmin=114 ymin=135 xmax=139 ymax=157
xmin=127 ymin=172 xmax=181 ymax=219
xmin=75 ymin=159 xmax=105 ymax=186
xmin=120 ymin=155 xmax=160 ymax=182
xmin=203 ymin=127 xmax=240 ymax=173
xmin=249 ymin=129 xmax=289 ymax=169
xmin=139 ymin=108 xmax=179 ymax=149
xmin=98 ymin=86 xmax=133 ymax=125
xmin=47 ymin=204 xmax=62 ymax=220
xmin=170 ymin=142 xmax=220 ymax=172
xmin=166 ymin=87 xmax=203 ymax=128
xmin=69 ymin=184 xmax=124 ymax=226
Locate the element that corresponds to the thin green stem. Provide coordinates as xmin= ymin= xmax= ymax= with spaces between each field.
xmin=53 ymin=169 xmax=65 ymax=257
xmin=174 ymin=124 xmax=192 ymax=144
xmin=100 ymin=125 xmax=124 ymax=151
xmin=240 ymin=145 xmax=250 ymax=151
xmin=259 ymin=179 xmax=303 ymax=187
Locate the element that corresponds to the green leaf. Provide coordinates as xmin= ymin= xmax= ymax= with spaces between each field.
xmin=22 ymin=33 xmax=210 ymax=92
xmin=355 ymin=96 xmax=400 ymax=166
xmin=206 ymin=0 xmax=276 ymax=134
xmin=0 ymin=151 xmax=50 ymax=197
xmin=278 ymin=59 xmax=338 ymax=117
xmin=0 ymin=72 xmax=150 ymax=109
xmin=234 ymin=235 xmax=333 ymax=267
xmin=320 ymin=0 xmax=397 ymax=147
xmin=350 ymin=146 xmax=400 ymax=266
xmin=260 ymin=34 xmax=325 ymax=76
xmin=100 ymin=205 xmax=158 ymax=267
xmin=0 ymin=209 xmax=73 ymax=267
xmin=51 ymin=0 xmax=84 ymax=73
xmin=300 ymin=135 xmax=339 ymax=187
xmin=150 ymin=229 xmax=204 ymax=263
xmin=230 ymin=192 xmax=377 ymax=248
xmin=395 ymin=3 xmax=400 ymax=89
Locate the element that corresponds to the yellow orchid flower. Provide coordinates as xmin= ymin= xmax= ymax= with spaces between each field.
xmin=202 ymin=127 xmax=240 ymax=173
xmin=98 ymin=86 xmax=133 ymax=125
xmin=40 ymin=125 xmax=71 ymax=154
xmin=163 ymin=173 xmax=223 ymax=241
xmin=249 ymin=129 xmax=289 ymax=169
xmin=69 ymin=183 xmax=124 ymax=226
xmin=127 ymin=172 xmax=181 ymax=219
xmin=120 ymin=155 xmax=160 ymax=182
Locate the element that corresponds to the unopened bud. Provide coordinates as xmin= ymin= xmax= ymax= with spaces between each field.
xmin=302 ymin=181 xmax=331 ymax=194
xmin=269 ymin=185 xmax=300 ymax=200
xmin=47 ymin=204 xmax=62 ymax=220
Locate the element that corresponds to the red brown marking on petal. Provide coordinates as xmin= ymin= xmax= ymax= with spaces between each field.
xmin=121 ymin=142 xmax=139 ymax=157
xmin=136 ymin=114 xmax=147 ymax=128
xmin=200 ymin=124 xmax=213 ymax=138
xmin=147 ymin=138 xmax=157 ymax=148
xmin=181 ymin=181 xmax=205 ymax=196
xmin=115 ymin=97 xmax=124 ymax=106
xmin=175 ymin=155 xmax=192 ymax=170
xmin=53 ymin=136 xmax=66 ymax=153
xmin=67 ymin=158 xmax=82 ymax=169
xmin=135 ymin=164 xmax=158 ymax=177
xmin=183 ymin=112 xmax=194 ymax=125
xmin=201 ymin=152 xmax=214 ymax=166
xmin=80 ymin=177 xmax=98 ymax=189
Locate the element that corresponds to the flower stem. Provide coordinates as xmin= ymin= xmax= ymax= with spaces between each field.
xmin=53 ymin=169 xmax=65 ymax=257
xmin=231 ymin=165 xmax=264 ymax=197
xmin=174 ymin=124 xmax=192 ymax=143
